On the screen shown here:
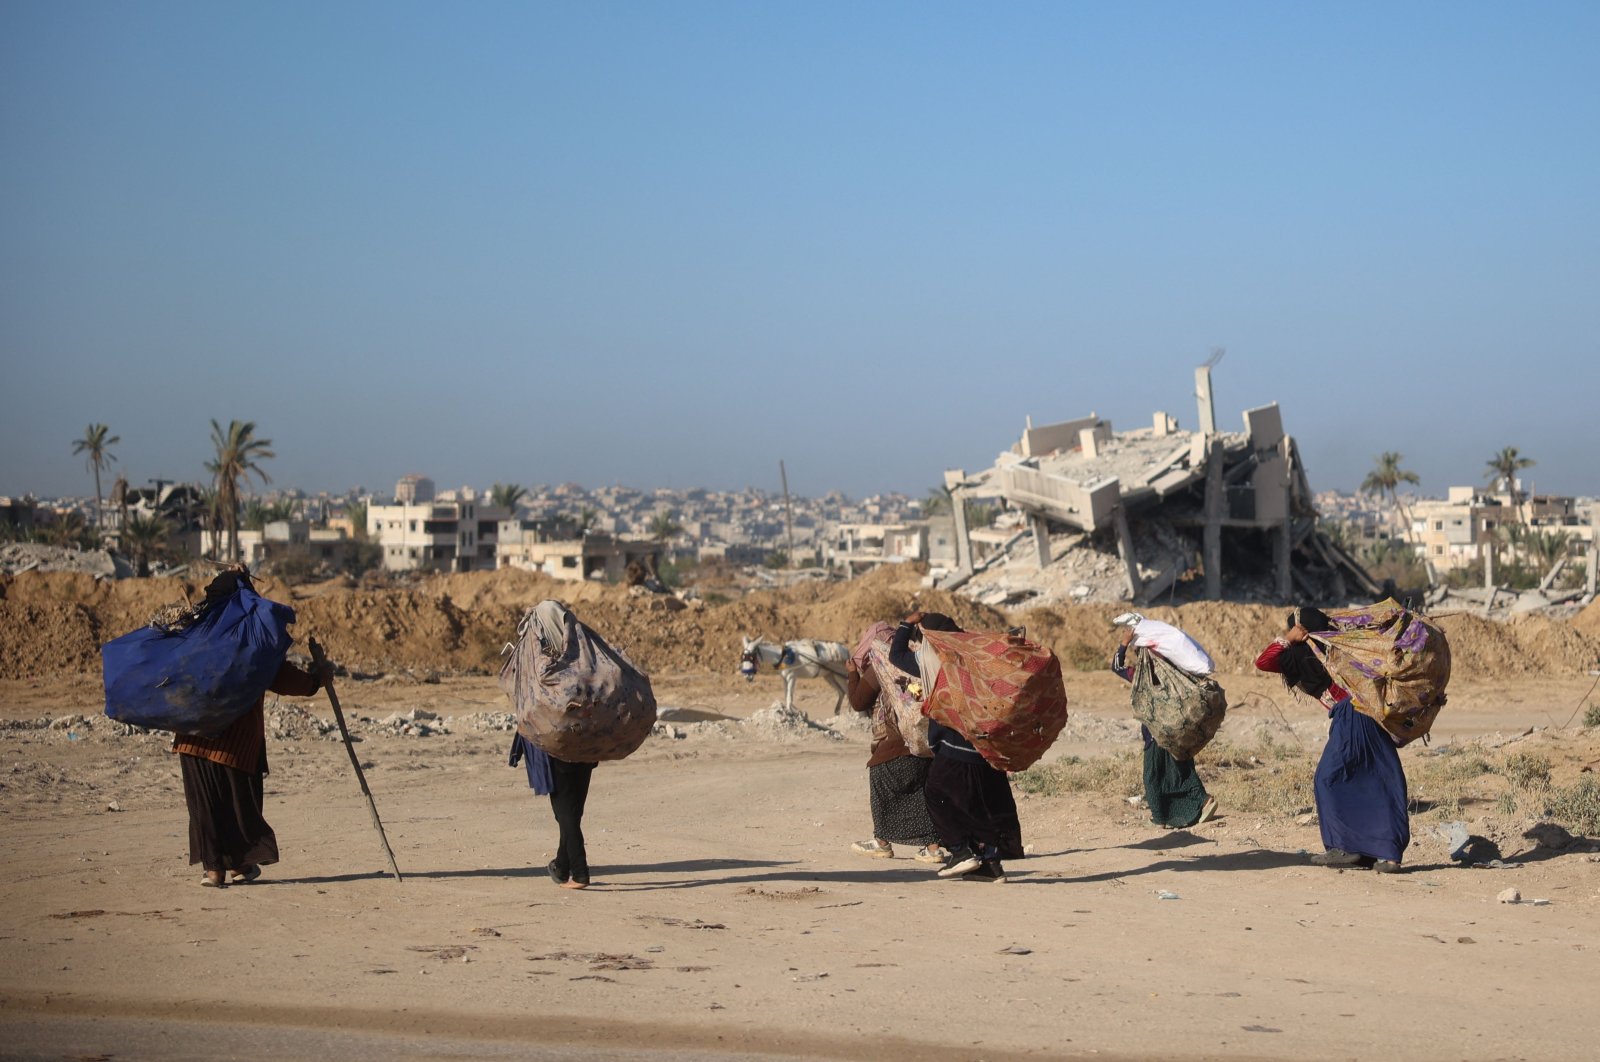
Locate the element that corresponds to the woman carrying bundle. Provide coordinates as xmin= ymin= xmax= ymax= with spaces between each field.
xmin=1109 ymin=612 xmax=1219 ymax=829
xmin=893 ymin=611 xmax=1022 ymax=884
xmin=170 ymin=570 xmax=332 ymax=888
xmin=1255 ymin=607 xmax=1408 ymax=873
xmin=502 ymin=599 xmax=656 ymax=891
xmin=843 ymin=621 xmax=943 ymax=863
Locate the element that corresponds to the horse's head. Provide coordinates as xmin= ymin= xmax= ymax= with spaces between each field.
xmin=739 ymin=636 xmax=761 ymax=680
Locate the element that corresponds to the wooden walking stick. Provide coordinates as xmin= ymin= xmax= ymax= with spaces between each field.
xmin=310 ymin=638 xmax=402 ymax=883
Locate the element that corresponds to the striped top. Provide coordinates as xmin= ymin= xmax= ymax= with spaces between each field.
xmin=172 ymin=662 xmax=320 ymax=774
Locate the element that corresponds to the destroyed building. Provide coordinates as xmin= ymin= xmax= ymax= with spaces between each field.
xmin=938 ymin=364 xmax=1378 ymax=608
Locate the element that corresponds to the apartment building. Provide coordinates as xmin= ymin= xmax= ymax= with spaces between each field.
xmin=368 ymin=499 xmax=509 ymax=572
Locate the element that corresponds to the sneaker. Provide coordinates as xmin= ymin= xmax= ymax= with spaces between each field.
xmin=963 ymin=859 xmax=1006 ymax=883
xmin=912 ymin=844 xmax=948 ymax=864
xmin=936 ymin=846 xmax=981 ymax=878
xmin=547 ymin=859 xmax=567 ymax=884
xmin=1195 ymin=797 xmax=1219 ymax=824
xmin=1372 ymin=860 xmax=1403 ymax=874
xmin=1309 ymin=848 xmax=1365 ymax=867
xmin=851 ymin=839 xmax=894 ymax=858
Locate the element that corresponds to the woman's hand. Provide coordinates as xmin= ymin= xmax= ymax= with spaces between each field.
xmin=1286 ymin=623 xmax=1309 ymax=644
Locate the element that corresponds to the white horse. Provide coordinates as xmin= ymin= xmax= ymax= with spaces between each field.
xmin=739 ymin=636 xmax=851 ymax=714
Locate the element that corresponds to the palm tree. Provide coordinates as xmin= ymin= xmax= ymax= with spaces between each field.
xmin=242 ymin=497 xmax=295 ymax=531
xmin=194 ymin=485 xmax=225 ymax=558
xmin=44 ymin=511 xmax=93 ymax=549
xmin=1360 ymin=452 xmax=1421 ymax=545
xmin=120 ymin=514 xmax=170 ymax=577
xmin=648 ymin=510 xmax=683 ymax=542
xmin=206 ymin=420 xmax=275 ymax=562
xmin=490 ymin=483 xmax=528 ymax=510
xmin=71 ymin=423 xmax=121 ymax=530
xmin=922 ymin=487 xmax=952 ymax=516
xmin=1526 ymin=529 xmax=1572 ymax=573
xmin=346 ymin=500 xmax=369 ymax=542
xmin=1485 ymin=446 xmax=1535 ymax=525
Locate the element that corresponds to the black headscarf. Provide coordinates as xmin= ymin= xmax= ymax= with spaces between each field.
xmin=1277 ymin=605 xmax=1333 ymax=697
xmin=889 ymin=612 xmax=963 ymax=676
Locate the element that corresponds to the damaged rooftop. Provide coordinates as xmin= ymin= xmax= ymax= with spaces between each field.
xmin=939 ymin=363 xmax=1378 ymax=609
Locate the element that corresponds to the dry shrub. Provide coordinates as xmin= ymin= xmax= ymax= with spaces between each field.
xmin=1499 ymin=751 xmax=1553 ymax=792
xmin=1205 ymin=757 xmax=1317 ymax=816
xmin=1059 ymin=642 xmax=1109 ymax=672
xmin=1014 ymin=750 xmax=1141 ymax=797
xmin=1543 ymin=778 xmax=1600 ymax=836
xmin=1408 ymin=745 xmax=1497 ymax=818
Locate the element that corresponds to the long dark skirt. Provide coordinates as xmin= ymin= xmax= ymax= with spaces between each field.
xmin=869 ymin=755 xmax=938 ymax=845
xmin=924 ymin=754 xmax=1024 ymax=859
xmin=180 ymin=753 xmax=279 ymax=872
xmin=1316 ymin=699 xmax=1410 ymax=863
xmin=548 ymin=757 xmax=596 ymax=884
xmin=1142 ymin=725 xmax=1209 ymax=828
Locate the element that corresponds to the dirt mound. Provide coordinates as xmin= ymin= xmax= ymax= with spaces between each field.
xmin=4 ymin=567 xmax=1595 ymax=684
xmin=1573 ymin=596 xmax=1600 ymax=641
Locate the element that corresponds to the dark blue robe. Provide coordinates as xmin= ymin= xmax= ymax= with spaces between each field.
xmin=1316 ymin=698 xmax=1409 ymax=863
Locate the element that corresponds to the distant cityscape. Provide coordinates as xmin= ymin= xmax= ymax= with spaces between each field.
xmin=3 ymin=468 xmax=1593 ymax=589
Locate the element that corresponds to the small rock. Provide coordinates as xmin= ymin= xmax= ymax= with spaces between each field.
xmin=997 ymin=945 xmax=1032 ymax=955
xmin=1457 ymin=936 xmax=1476 ymax=944
xmin=106 ymin=801 xmax=122 ymax=813
xmin=1295 ymin=812 xmax=1318 ymax=827
xmin=1497 ymin=888 xmax=1521 ymax=904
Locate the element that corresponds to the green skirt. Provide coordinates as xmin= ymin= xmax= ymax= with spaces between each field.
xmin=1142 ymin=726 xmax=1209 ymax=828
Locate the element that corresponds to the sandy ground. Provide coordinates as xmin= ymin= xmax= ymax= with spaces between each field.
xmin=2 ymin=670 xmax=1599 ymax=1061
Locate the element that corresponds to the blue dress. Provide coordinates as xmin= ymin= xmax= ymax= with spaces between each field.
xmin=1315 ymin=698 xmax=1410 ymax=863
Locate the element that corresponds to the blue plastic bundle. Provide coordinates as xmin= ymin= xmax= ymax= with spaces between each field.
xmin=102 ymin=583 xmax=297 ymax=737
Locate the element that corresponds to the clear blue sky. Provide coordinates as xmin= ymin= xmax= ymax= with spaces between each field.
xmin=3 ymin=1 xmax=1596 ymax=502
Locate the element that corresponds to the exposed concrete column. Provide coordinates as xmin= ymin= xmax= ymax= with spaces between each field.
xmin=943 ymin=470 xmax=974 ymax=577
xmin=1113 ymin=505 xmax=1141 ymax=600
xmin=1203 ymin=437 xmax=1224 ymax=600
xmin=1195 ymin=366 xmax=1217 ymax=436
xmin=1275 ymin=517 xmax=1293 ymax=601
xmin=1031 ymin=513 xmax=1052 ymax=569
xmin=1275 ymin=436 xmax=1293 ymax=601
xmin=1483 ymin=532 xmax=1495 ymax=590
xmin=1588 ymin=504 xmax=1598 ymax=600
xmin=950 ymin=488 xmax=974 ymax=575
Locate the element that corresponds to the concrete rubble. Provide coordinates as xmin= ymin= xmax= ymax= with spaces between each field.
xmin=1 ymin=542 xmax=131 ymax=578
xmin=939 ymin=365 xmax=1377 ymax=606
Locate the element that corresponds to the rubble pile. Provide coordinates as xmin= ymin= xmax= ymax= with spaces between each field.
xmin=267 ymin=702 xmax=338 ymax=740
xmin=1 ymin=543 xmax=130 ymax=578
xmin=941 ymin=395 xmax=1378 ymax=608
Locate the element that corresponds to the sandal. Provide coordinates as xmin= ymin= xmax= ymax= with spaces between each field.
xmin=200 ymin=872 xmax=227 ymax=888
xmin=230 ymin=864 xmax=262 ymax=884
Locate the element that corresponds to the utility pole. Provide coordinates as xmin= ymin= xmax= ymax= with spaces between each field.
xmin=779 ymin=460 xmax=796 ymax=569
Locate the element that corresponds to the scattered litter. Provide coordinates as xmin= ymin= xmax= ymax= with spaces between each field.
xmin=791 ymin=972 xmax=829 ymax=982
xmin=997 ymin=945 xmax=1033 ymax=955
xmin=1156 ymin=890 xmax=1181 ymax=900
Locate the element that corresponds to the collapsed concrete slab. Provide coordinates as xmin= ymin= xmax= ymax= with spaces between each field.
xmin=939 ymin=366 xmax=1378 ymax=607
